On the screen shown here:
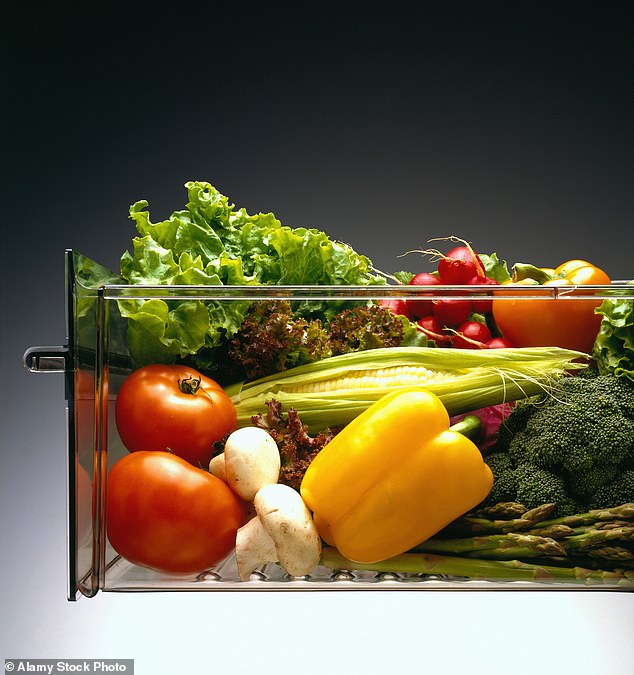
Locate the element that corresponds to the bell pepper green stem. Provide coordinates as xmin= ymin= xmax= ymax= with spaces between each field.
xmin=511 ymin=263 xmax=553 ymax=284
xmin=448 ymin=414 xmax=482 ymax=441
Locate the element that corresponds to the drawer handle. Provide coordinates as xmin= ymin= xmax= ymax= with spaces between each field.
xmin=23 ymin=345 xmax=69 ymax=373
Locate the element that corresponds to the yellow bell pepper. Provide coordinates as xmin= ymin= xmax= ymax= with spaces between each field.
xmin=300 ymin=388 xmax=493 ymax=564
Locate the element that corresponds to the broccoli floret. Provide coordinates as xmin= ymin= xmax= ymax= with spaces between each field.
xmin=479 ymin=457 xmax=580 ymax=516
xmin=489 ymin=399 xmax=538 ymax=453
xmin=589 ymin=470 xmax=634 ymax=509
xmin=566 ymin=465 xmax=620 ymax=502
xmin=484 ymin=452 xmax=514 ymax=476
xmin=481 ymin=453 xmax=517 ymax=506
xmin=504 ymin=374 xmax=634 ymax=479
xmin=513 ymin=465 xmax=580 ymax=517
xmin=483 ymin=373 xmax=634 ymax=512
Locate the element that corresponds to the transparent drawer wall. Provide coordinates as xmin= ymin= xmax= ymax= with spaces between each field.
xmin=24 ymin=251 xmax=634 ymax=599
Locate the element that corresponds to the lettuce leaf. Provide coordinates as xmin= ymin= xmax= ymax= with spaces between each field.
xmin=118 ymin=181 xmax=384 ymax=369
xmin=592 ymin=281 xmax=634 ymax=382
xmin=479 ymin=252 xmax=511 ymax=283
xmin=71 ymin=252 xmax=129 ymax=361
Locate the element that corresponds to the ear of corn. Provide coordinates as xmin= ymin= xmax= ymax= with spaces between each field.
xmin=225 ymin=346 xmax=588 ymax=432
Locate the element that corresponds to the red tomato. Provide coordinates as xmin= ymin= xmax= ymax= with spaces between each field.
xmin=106 ymin=451 xmax=245 ymax=574
xmin=76 ymin=461 xmax=94 ymax=549
xmin=115 ymin=364 xmax=237 ymax=468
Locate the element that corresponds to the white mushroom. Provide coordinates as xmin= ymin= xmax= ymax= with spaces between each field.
xmin=235 ymin=483 xmax=322 ymax=581
xmin=223 ymin=427 xmax=281 ymax=501
xmin=208 ymin=453 xmax=227 ymax=482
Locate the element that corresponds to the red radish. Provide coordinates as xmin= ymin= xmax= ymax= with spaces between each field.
xmin=437 ymin=245 xmax=486 ymax=285
xmin=378 ymin=298 xmax=410 ymax=319
xmin=468 ymin=276 xmax=499 ymax=314
xmin=406 ymin=272 xmax=441 ymax=318
xmin=486 ymin=337 xmax=514 ymax=349
xmin=432 ymin=298 xmax=472 ymax=327
xmin=417 ymin=315 xmax=452 ymax=344
xmin=452 ymin=321 xmax=492 ymax=349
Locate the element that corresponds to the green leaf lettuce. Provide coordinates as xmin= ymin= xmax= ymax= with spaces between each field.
xmin=592 ymin=280 xmax=634 ymax=382
xmin=118 ymin=181 xmax=384 ymax=369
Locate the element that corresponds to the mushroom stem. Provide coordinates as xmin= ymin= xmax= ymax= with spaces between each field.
xmin=234 ymin=484 xmax=322 ymax=581
xmin=235 ymin=516 xmax=278 ymax=581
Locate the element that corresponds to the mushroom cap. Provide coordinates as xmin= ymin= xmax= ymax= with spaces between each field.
xmin=253 ymin=483 xmax=322 ymax=577
xmin=208 ymin=452 xmax=227 ymax=482
xmin=224 ymin=426 xmax=281 ymax=501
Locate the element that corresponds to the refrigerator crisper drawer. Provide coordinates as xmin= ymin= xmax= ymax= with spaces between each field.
xmin=25 ymin=250 xmax=634 ymax=598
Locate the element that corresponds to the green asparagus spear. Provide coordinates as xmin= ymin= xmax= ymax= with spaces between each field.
xmin=473 ymin=502 xmax=529 ymax=519
xmin=531 ymin=504 xmax=634 ymax=530
xmin=585 ymin=547 xmax=634 ymax=562
xmin=444 ymin=503 xmax=558 ymax=535
xmin=562 ymin=526 xmax=634 ymax=552
xmin=320 ymin=548 xmax=633 ymax=586
xmin=528 ymin=524 xmax=576 ymax=539
xmin=411 ymin=532 xmax=566 ymax=559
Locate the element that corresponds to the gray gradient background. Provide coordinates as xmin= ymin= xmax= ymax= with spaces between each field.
xmin=2 ymin=5 xmax=633 ymax=674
